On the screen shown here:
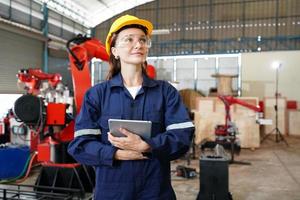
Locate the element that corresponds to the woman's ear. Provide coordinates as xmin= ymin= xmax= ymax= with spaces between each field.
xmin=111 ymin=47 xmax=119 ymax=59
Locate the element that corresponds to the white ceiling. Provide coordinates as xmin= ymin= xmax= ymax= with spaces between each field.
xmin=37 ymin=0 xmax=154 ymax=28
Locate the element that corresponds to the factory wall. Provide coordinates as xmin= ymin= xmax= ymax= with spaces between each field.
xmin=0 ymin=28 xmax=71 ymax=95
xmin=0 ymin=28 xmax=43 ymax=93
xmin=241 ymin=50 xmax=300 ymax=102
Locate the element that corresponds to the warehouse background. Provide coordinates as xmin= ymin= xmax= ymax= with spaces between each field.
xmin=0 ymin=0 xmax=299 ymax=111
xmin=0 ymin=1 xmax=300 ymax=199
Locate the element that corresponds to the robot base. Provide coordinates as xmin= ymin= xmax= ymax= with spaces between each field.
xmin=35 ymin=163 xmax=95 ymax=197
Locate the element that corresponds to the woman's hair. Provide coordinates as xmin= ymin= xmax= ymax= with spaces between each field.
xmin=106 ymin=24 xmax=149 ymax=80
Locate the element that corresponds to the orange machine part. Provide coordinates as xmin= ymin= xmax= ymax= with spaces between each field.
xmin=46 ymin=103 xmax=66 ymax=125
xmin=69 ymin=38 xmax=108 ymax=114
xmin=146 ymin=64 xmax=156 ymax=79
xmin=37 ymin=142 xmax=50 ymax=162
xmin=0 ymin=121 xmax=4 ymax=135
xmin=69 ymin=46 xmax=91 ymax=114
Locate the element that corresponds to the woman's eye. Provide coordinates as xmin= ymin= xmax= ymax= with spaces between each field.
xmin=125 ymin=37 xmax=133 ymax=43
xmin=140 ymin=38 xmax=147 ymax=43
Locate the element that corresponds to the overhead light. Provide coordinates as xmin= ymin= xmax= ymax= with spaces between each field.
xmin=257 ymin=35 xmax=261 ymax=41
xmin=152 ymin=29 xmax=170 ymax=35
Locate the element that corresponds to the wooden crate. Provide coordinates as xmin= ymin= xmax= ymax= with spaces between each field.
xmin=179 ymin=89 xmax=204 ymax=111
xmin=288 ymin=110 xmax=300 ymax=136
xmin=263 ymin=97 xmax=288 ymax=135
xmin=194 ymin=97 xmax=260 ymax=148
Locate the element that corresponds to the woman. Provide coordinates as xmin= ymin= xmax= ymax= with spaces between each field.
xmin=68 ymin=14 xmax=195 ymax=200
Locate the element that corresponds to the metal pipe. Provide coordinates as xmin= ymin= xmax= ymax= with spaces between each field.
xmin=42 ymin=3 xmax=49 ymax=73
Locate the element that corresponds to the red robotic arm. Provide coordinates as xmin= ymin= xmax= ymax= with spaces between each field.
xmin=67 ymin=35 xmax=109 ymax=114
xmin=218 ymin=95 xmax=262 ymax=132
xmin=17 ymin=69 xmax=62 ymax=94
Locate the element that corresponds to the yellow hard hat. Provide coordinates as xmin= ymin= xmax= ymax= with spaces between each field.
xmin=105 ymin=15 xmax=153 ymax=55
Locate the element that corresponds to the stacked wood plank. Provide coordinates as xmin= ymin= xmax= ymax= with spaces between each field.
xmin=179 ymin=89 xmax=204 ymax=111
xmin=288 ymin=110 xmax=300 ymax=136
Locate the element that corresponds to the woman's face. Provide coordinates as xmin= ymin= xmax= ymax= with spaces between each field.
xmin=112 ymin=28 xmax=150 ymax=66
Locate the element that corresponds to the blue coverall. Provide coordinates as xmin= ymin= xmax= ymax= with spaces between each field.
xmin=68 ymin=72 xmax=195 ymax=200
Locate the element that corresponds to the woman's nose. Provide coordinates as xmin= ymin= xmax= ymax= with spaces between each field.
xmin=133 ymin=40 xmax=143 ymax=49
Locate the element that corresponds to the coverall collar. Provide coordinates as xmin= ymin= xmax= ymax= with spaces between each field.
xmin=110 ymin=72 xmax=158 ymax=88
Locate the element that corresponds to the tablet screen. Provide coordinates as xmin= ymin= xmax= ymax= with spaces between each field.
xmin=108 ymin=119 xmax=152 ymax=139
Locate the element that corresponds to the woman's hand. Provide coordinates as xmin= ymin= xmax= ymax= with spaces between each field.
xmin=114 ymin=149 xmax=147 ymax=160
xmin=108 ymin=128 xmax=151 ymax=152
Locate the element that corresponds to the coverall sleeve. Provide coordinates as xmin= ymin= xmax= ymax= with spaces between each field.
xmin=67 ymin=88 xmax=117 ymax=167
xmin=144 ymin=83 xmax=195 ymax=161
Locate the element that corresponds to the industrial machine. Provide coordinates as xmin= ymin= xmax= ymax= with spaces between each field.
xmin=13 ymin=33 xmax=110 ymax=163
xmin=176 ymin=165 xmax=197 ymax=179
xmin=0 ymin=111 xmax=11 ymax=145
xmin=201 ymin=95 xmax=262 ymax=164
xmin=13 ymin=68 xmax=74 ymax=162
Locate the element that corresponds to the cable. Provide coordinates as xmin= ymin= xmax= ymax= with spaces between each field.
xmin=16 ymin=151 xmax=38 ymax=183
xmin=0 ymin=153 xmax=31 ymax=183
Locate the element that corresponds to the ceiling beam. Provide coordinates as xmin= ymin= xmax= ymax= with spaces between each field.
xmin=97 ymin=0 xmax=109 ymax=8
xmin=0 ymin=18 xmax=47 ymax=42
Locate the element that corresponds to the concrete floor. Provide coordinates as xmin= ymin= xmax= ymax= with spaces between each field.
xmin=171 ymin=136 xmax=300 ymax=200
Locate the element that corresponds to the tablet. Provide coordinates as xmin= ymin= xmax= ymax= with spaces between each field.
xmin=108 ymin=119 xmax=152 ymax=139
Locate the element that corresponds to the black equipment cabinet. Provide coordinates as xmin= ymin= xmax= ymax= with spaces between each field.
xmin=197 ymin=156 xmax=232 ymax=200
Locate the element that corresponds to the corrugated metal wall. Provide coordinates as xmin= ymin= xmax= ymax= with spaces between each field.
xmin=95 ymin=0 xmax=300 ymax=56
xmin=0 ymin=0 xmax=89 ymax=41
xmin=0 ymin=28 xmax=43 ymax=93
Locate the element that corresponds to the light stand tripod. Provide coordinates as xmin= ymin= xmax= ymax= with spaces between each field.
xmin=261 ymin=63 xmax=288 ymax=146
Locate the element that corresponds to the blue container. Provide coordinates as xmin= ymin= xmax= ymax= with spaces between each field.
xmin=0 ymin=146 xmax=30 ymax=179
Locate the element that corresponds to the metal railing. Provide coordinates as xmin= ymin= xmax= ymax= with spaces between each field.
xmin=0 ymin=184 xmax=93 ymax=200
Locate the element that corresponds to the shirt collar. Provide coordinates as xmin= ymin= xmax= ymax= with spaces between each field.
xmin=142 ymin=73 xmax=158 ymax=88
xmin=110 ymin=73 xmax=123 ymax=88
xmin=109 ymin=72 xmax=158 ymax=88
